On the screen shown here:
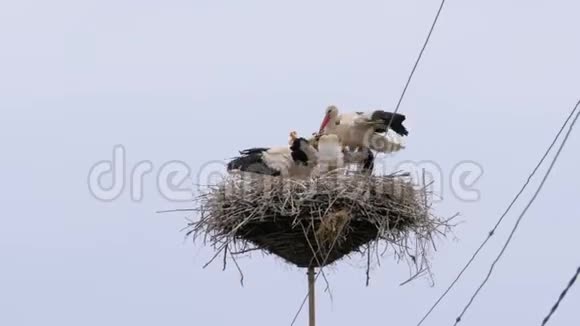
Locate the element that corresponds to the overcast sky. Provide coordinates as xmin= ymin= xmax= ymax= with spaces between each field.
xmin=1 ymin=1 xmax=579 ymax=325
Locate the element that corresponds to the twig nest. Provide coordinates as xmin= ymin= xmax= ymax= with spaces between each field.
xmin=188 ymin=170 xmax=451 ymax=270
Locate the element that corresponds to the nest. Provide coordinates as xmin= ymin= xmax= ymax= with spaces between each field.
xmin=187 ymin=170 xmax=453 ymax=278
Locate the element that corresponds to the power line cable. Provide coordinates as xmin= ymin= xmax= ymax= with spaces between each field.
xmin=452 ymin=102 xmax=580 ymax=325
xmin=416 ymin=100 xmax=580 ymax=326
xmin=542 ymin=265 xmax=580 ymax=326
xmin=386 ymin=0 xmax=447 ymax=131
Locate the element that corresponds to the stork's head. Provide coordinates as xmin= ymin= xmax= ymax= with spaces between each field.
xmin=289 ymin=131 xmax=303 ymax=150
xmin=290 ymin=135 xmax=318 ymax=165
xmin=319 ymin=105 xmax=339 ymax=134
xmin=288 ymin=131 xmax=299 ymax=146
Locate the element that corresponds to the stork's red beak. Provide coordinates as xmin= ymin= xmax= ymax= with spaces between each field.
xmin=319 ymin=114 xmax=330 ymax=134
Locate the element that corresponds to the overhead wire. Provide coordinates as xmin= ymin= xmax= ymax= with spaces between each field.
xmin=386 ymin=0 xmax=446 ymax=132
xmin=416 ymin=100 xmax=580 ymax=326
xmin=452 ymin=101 xmax=580 ymax=325
xmin=541 ymin=265 xmax=580 ymax=326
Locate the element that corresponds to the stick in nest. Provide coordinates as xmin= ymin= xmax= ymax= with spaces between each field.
xmin=186 ymin=171 xmax=455 ymax=283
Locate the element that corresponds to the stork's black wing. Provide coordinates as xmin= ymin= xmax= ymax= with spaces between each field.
xmin=370 ymin=111 xmax=408 ymax=136
xmin=227 ymin=147 xmax=282 ymax=176
xmin=239 ymin=147 xmax=270 ymax=155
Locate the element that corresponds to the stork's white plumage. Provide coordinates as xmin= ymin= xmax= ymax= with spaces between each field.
xmin=342 ymin=147 xmax=375 ymax=174
xmin=227 ymin=132 xmax=318 ymax=178
xmin=318 ymin=105 xmax=407 ymax=153
xmin=314 ymin=134 xmax=344 ymax=174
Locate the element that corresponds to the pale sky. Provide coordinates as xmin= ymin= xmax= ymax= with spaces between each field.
xmin=1 ymin=1 xmax=579 ymax=325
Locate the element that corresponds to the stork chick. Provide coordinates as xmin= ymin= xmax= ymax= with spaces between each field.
xmin=227 ymin=131 xmax=318 ymax=178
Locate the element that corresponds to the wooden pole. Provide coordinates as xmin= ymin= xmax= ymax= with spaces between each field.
xmin=308 ymin=267 xmax=316 ymax=326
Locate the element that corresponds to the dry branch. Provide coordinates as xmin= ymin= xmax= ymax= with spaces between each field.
xmin=186 ymin=170 xmax=453 ymax=279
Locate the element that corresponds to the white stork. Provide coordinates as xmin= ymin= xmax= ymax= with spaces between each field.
xmin=226 ymin=132 xmax=319 ymax=178
xmin=318 ymin=105 xmax=408 ymax=153
xmin=308 ymin=132 xmax=376 ymax=175
xmin=313 ymin=133 xmax=345 ymax=175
